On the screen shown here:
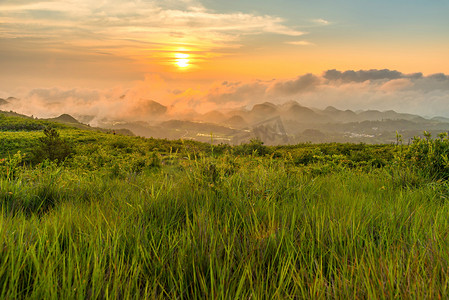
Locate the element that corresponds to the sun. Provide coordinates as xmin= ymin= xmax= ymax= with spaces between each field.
xmin=174 ymin=52 xmax=190 ymax=69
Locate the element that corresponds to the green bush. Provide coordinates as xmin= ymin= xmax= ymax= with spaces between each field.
xmin=293 ymin=149 xmax=320 ymax=165
xmin=0 ymin=151 xmax=24 ymax=180
xmin=148 ymin=151 xmax=162 ymax=169
xmin=234 ymin=138 xmax=269 ymax=156
xmin=32 ymin=127 xmax=73 ymax=164
xmin=399 ymin=131 xmax=449 ymax=180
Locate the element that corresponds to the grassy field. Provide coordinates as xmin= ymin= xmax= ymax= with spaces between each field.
xmin=1 ymin=114 xmax=449 ymax=298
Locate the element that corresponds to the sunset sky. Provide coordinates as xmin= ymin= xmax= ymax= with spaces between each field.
xmin=1 ymin=0 xmax=449 ymax=118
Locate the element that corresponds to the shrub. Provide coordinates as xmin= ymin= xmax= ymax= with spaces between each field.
xmin=0 ymin=151 xmax=24 ymax=180
xmin=32 ymin=127 xmax=73 ymax=164
xmin=148 ymin=152 xmax=162 ymax=169
xmin=234 ymin=138 xmax=269 ymax=156
xmin=293 ymin=149 xmax=320 ymax=166
xmin=399 ymin=131 xmax=449 ymax=180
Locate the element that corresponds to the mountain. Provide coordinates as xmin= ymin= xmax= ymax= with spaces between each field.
xmin=99 ymin=121 xmax=163 ymax=138
xmin=140 ymin=99 xmax=167 ymax=116
xmin=46 ymin=114 xmax=80 ymax=124
xmin=0 ymin=98 xmax=9 ymax=106
xmin=198 ymin=110 xmax=227 ymax=123
xmin=432 ymin=116 xmax=449 ymax=123
xmin=0 ymin=110 xmax=32 ymax=118
xmin=161 ymin=120 xmax=237 ymax=135
xmin=222 ymin=115 xmax=248 ymax=129
xmin=0 ymin=110 xmax=134 ymax=136
xmin=282 ymin=102 xmax=325 ymax=123
xmin=2 ymin=99 xmax=449 ymax=145
xmin=321 ymin=106 xmax=358 ymax=122
xmin=251 ymin=102 xmax=278 ymax=115
xmin=248 ymin=102 xmax=279 ymax=122
xmin=356 ymin=109 xmax=424 ymax=122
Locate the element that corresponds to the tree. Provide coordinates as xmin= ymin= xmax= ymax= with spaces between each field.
xmin=33 ymin=127 xmax=73 ymax=163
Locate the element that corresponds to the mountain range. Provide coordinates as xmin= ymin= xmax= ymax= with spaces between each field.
xmin=85 ymin=100 xmax=449 ymax=144
xmin=2 ymin=98 xmax=449 ymax=145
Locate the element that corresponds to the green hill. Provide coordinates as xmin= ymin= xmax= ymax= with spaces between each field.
xmin=1 ymin=112 xmax=449 ymax=298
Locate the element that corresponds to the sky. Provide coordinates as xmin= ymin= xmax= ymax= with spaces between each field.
xmin=1 ymin=0 xmax=449 ymax=119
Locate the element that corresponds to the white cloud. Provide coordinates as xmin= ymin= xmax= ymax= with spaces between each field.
xmin=286 ymin=40 xmax=314 ymax=46
xmin=0 ymin=0 xmax=304 ymax=64
xmin=380 ymin=78 xmax=414 ymax=92
xmin=312 ymin=18 xmax=330 ymax=25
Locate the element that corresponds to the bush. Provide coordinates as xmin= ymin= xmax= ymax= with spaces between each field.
xmin=32 ymin=127 xmax=73 ymax=164
xmin=293 ymin=149 xmax=320 ymax=165
xmin=0 ymin=151 xmax=24 ymax=180
xmin=234 ymin=138 xmax=269 ymax=156
xmin=148 ymin=152 xmax=162 ymax=169
xmin=398 ymin=132 xmax=449 ymax=180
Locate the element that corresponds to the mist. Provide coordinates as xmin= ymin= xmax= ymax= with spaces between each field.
xmin=1 ymin=69 xmax=449 ymax=126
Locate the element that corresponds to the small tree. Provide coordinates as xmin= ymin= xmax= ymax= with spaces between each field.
xmin=33 ymin=127 xmax=72 ymax=163
xmin=233 ymin=138 xmax=269 ymax=156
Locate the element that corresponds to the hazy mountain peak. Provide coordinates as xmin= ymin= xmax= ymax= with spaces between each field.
xmin=222 ymin=115 xmax=248 ymax=129
xmin=139 ymin=99 xmax=167 ymax=115
xmin=198 ymin=110 xmax=226 ymax=123
xmin=281 ymin=100 xmax=301 ymax=108
xmin=324 ymin=106 xmax=339 ymax=112
xmin=251 ymin=102 xmax=278 ymax=112
xmin=49 ymin=114 xmax=80 ymax=124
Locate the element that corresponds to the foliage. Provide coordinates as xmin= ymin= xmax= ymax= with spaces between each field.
xmin=397 ymin=131 xmax=449 ymax=180
xmin=32 ymin=127 xmax=73 ymax=164
xmin=233 ymin=138 xmax=270 ymax=156
xmin=0 ymin=151 xmax=25 ymax=180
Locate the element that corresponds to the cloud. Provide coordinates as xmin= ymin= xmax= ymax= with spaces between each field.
xmin=286 ymin=40 xmax=314 ymax=46
xmin=323 ymin=69 xmax=404 ymax=82
xmin=3 ymin=69 xmax=449 ymax=122
xmin=428 ymin=73 xmax=449 ymax=81
xmin=380 ymin=78 xmax=414 ymax=92
xmin=312 ymin=18 xmax=330 ymax=25
xmin=269 ymin=74 xmax=321 ymax=95
xmin=322 ymin=69 xmax=430 ymax=83
xmin=206 ymin=82 xmax=268 ymax=105
xmin=0 ymin=0 xmax=304 ymax=66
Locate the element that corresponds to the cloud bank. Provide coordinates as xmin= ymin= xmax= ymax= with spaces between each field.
xmin=2 ymin=69 xmax=449 ymax=123
xmin=0 ymin=0 xmax=305 ymax=67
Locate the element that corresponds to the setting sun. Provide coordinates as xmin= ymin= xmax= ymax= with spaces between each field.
xmin=175 ymin=53 xmax=190 ymax=68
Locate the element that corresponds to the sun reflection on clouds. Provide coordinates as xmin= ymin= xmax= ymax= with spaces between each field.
xmin=174 ymin=52 xmax=190 ymax=68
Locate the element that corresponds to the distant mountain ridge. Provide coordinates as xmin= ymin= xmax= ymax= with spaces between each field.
xmin=2 ymin=97 xmax=449 ymax=144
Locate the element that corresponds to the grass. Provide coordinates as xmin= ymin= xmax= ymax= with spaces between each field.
xmin=1 ymin=124 xmax=449 ymax=298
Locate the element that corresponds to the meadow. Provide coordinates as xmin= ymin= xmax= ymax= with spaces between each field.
xmin=1 ymin=113 xmax=449 ymax=298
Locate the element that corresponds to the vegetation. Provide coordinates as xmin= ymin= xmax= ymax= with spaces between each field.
xmin=31 ymin=127 xmax=73 ymax=163
xmin=1 ymin=114 xmax=449 ymax=298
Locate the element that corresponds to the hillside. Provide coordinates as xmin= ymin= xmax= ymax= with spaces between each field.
xmin=1 ymin=114 xmax=449 ymax=298
xmin=0 ymin=111 xmax=134 ymax=136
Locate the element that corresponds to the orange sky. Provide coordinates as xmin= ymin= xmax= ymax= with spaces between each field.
xmin=1 ymin=0 xmax=448 ymax=91
xmin=1 ymin=0 xmax=449 ymax=118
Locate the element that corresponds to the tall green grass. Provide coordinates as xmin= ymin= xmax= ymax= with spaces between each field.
xmin=1 ymin=153 xmax=449 ymax=298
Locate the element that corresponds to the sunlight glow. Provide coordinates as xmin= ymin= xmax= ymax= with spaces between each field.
xmin=174 ymin=52 xmax=190 ymax=68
